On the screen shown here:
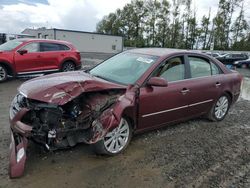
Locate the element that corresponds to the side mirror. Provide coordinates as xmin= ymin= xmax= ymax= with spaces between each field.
xmin=18 ymin=49 xmax=28 ymax=55
xmin=147 ymin=77 xmax=168 ymax=87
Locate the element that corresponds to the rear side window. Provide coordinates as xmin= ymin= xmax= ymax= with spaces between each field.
xmin=40 ymin=43 xmax=70 ymax=52
xmin=59 ymin=44 xmax=70 ymax=51
xmin=211 ymin=63 xmax=220 ymax=75
xmin=189 ymin=57 xmax=211 ymax=78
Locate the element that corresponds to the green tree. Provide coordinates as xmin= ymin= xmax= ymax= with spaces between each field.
xmin=170 ymin=0 xmax=182 ymax=48
xmin=144 ymin=0 xmax=161 ymax=46
xmin=231 ymin=2 xmax=248 ymax=49
xmin=155 ymin=0 xmax=171 ymax=47
xmin=96 ymin=0 xmax=250 ymax=51
xmin=200 ymin=9 xmax=211 ymax=49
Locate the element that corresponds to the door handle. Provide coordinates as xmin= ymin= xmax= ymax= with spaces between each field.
xmin=215 ymin=82 xmax=221 ymax=87
xmin=181 ymin=88 xmax=190 ymax=95
xmin=37 ymin=55 xmax=41 ymax=58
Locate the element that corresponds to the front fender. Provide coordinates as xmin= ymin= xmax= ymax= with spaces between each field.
xmin=89 ymin=87 xmax=137 ymax=143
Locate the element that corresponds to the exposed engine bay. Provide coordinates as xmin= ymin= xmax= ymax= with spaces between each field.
xmin=13 ymin=90 xmax=124 ymax=151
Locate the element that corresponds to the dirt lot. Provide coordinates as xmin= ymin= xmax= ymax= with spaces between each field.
xmin=0 ymin=69 xmax=250 ymax=188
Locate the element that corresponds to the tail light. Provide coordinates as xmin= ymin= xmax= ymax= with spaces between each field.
xmin=239 ymin=74 xmax=244 ymax=92
xmin=76 ymin=51 xmax=81 ymax=61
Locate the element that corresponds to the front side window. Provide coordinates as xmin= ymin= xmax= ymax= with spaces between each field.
xmin=21 ymin=42 xmax=39 ymax=52
xmin=90 ymin=52 xmax=159 ymax=85
xmin=189 ymin=57 xmax=211 ymax=78
xmin=154 ymin=56 xmax=185 ymax=82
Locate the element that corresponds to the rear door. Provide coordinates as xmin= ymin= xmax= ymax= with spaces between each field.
xmin=184 ymin=55 xmax=223 ymax=116
xmin=39 ymin=42 xmax=61 ymax=70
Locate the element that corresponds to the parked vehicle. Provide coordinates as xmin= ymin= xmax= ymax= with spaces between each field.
xmin=233 ymin=58 xmax=250 ymax=68
xmin=0 ymin=39 xmax=81 ymax=82
xmin=216 ymin=53 xmax=248 ymax=65
xmin=204 ymin=52 xmax=222 ymax=58
xmin=9 ymin=48 xmax=242 ymax=178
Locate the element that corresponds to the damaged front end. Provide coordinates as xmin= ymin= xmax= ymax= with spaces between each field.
xmin=9 ymin=86 xmax=133 ymax=178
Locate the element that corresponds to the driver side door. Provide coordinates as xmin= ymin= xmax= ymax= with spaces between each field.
xmin=14 ymin=42 xmax=42 ymax=73
xmin=137 ymin=56 xmax=190 ymax=131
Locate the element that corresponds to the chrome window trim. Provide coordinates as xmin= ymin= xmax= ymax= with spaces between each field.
xmin=167 ymin=74 xmax=223 ymax=84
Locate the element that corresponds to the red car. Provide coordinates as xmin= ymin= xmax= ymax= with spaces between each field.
xmin=9 ymin=48 xmax=242 ymax=178
xmin=0 ymin=39 xmax=81 ymax=82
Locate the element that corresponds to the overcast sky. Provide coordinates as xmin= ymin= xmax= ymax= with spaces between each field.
xmin=0 ymin=0 xmax=248 ymax=34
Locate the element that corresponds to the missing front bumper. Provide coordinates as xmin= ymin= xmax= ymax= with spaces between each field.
xmin=9 ymin=130 xmax=28 ymax=178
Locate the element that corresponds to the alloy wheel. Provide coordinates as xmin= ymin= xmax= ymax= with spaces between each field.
xmin=0 ymin=66 xmax=7 ymax=81
xmin=104 ymin=118 xmax=130 ymax=154
xmin=214 ymin=96 xmax=229 ymax=119
xmin=63 ymin=62 xmax=75 ymax=72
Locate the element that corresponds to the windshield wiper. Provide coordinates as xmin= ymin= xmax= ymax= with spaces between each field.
xmin=92 ymin=74 xmax=109 ymax=81
xmin=92 ymin=74 xmax=123 ymax=85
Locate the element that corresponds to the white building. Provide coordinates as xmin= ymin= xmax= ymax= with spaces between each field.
xmin=0 ymin=33 xmax=35 ymax=44
xmin=22 ymin=28 xmax=123 ymax=54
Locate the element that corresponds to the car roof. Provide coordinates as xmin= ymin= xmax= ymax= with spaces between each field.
xmin=128 ymin=48 xmax=202 ymax=57
xmin=14 ymin=38 xmax=72 ymax=45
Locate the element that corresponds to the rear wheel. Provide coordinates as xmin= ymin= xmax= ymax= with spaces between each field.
xmin=61 ymin=61 xmax=75 ymax=72
xmin=242 ymin=64 xmax=247 ymax=68
xmin=208 ymin=94 xmax=231 ymax=121
xmin=0 ymin=64 xmax=7 ymax=82
xmin=93 ymin=117 xmax=132 ymax=155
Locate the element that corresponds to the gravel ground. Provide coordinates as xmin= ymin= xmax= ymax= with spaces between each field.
xmin=0 ymin=68 xmax=249 ymax=188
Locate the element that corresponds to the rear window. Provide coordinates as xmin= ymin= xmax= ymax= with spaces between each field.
xmin=40 ymin=42 xmax=70 ymax=52
xmin=232 ymin=54 xmax=247 ymax=58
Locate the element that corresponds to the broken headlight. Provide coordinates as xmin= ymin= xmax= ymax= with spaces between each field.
xmin=10 ymin=93 xmax=27 ymax=119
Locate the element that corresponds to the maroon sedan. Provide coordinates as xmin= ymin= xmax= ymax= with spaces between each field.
xmin=9 ymin=48 xmax=242 ymax=178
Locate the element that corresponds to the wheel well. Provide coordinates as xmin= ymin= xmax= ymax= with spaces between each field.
xmin=0 ymin=62 xmax=14 ymax=76
xmin=122 ymin=105 xmax=137 ymax=131
xmin=126 ymin=116 xmax=135 ymax=129
xmin=224 ymin=91 xmax=233 ymax=102
xmin=61 ymin=60 xmax=76 ymax=69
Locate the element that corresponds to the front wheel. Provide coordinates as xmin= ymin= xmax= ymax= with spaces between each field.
xmin=61 ymin=61 xmax=76 ymax=72
xmin=208 ymin=94 xmax=231 ymax=121
xmin=93 ymin=117 xmax=132 ymax=155
xmin=0 ymin=64 xmax=7 ymax=82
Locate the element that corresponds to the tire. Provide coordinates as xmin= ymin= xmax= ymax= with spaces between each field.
xmin=208 ymin=94 xmax=231 ymax=121
xmin=0 ymin=64 xmax=7 ymax=82
xmin=61 ymin=61 xmax=76 ymax=72
xmin=93 ymin=117 xmax=132 ymax=155
xmin=237 ymin=64 xmax=242 ymax=68
xmin=242 ymin=64 xmax=247 ymax=69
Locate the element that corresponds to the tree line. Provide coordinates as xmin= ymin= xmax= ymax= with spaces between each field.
xmin=96 ymin=0 xmax=250 ymax=51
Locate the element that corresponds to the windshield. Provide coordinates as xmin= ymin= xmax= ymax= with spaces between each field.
xmin=90 ymin=52 xmax=159 ymax=85
xmin=0 ymin=40 xmax=23 ymax=51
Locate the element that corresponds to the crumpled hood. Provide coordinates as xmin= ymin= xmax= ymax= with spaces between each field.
xmin=18 ymin=71 xmax=126 ymax=105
